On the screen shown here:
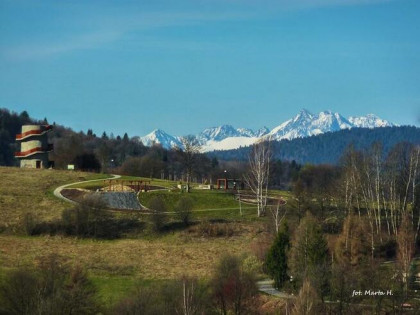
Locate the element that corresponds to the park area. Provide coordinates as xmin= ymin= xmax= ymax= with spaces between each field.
xmin=0 ymin=167 xmax=281 ymax=312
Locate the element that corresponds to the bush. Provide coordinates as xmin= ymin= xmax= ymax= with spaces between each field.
xmin=210 ymin=254 xmax=257 ymax=315
xmin=113 ymin=277 xmax=210 ymax=315
xmin=0 ymin=254 xmax=98 ymax=315
xmin=73 ymin=153 xmax=101 ymax=172
xmin=149 ymin=196 xmax=167 ymax=233
xmin=28 ymin=197 xmax=143 ymax=239
xmin=242 ymin=255 xmax=263 ymax=276
xmin=0 ymin=269 xmax=39 ymax=314
xmin=194 ymin=220 xmax=237 ymax=237
xmin=21 ymin=212 xmax=38 ymax=236
xmin=377 ymin=238 xmax=397 ymax=259
xmin=174 ymin=196 xmax=193 ymax=226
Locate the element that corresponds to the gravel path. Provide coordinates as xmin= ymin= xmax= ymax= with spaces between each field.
xmin=257 ymin=279 xmax=293 ymax=299
xmin=53 ymin=174 xmax=121 ymax=204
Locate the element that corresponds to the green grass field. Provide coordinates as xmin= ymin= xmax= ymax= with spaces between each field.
xmin=0 ymin=167 xmax=271 ymax=308
xmin=138 ymin=189 xmax=260 ymax=220
xmin=68 ymin=175 xmax=179 ymax=190
xmin=0 ymin=167 xmax=109 ymax=228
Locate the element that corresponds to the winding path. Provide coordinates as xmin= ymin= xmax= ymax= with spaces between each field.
xmin=257 ymin=279 xmax=293 ymax=299
xmin=53 ymin=174 xmax=121 ymax=204
xmin=55 ymin=176 xmax=295 ymax=298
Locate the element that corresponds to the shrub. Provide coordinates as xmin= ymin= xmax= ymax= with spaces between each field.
xmin=0 ymin=269 xmax=39 ymax=315
xmin=29 ymin=205 xmax=143 ymax=240
xmin=113 ymin=277 xmax=210 ymax=315
xmin=174 ymin=196 xmax=193 ymax=226
xmin=194 ymin=220 xmax=236 ymax=237
xmin=210 ymin=254 xmax=257 ymax=315
xmin=0 ymin=254 xmax=99 ymax=315
xmin=149 ymin=196 xmax=167 ymax=233
xmin=242 ymin=255 xmax=263 ymax=276
xmin=21 ymin=212 xmax=38 ymax=236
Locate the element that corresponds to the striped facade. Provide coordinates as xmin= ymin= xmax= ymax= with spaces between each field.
xmin=15 ymin=125 xmax=53 ymax=168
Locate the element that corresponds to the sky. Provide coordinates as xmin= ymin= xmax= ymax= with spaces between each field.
xmin=0 ymin=0 xmax=419 ymax=137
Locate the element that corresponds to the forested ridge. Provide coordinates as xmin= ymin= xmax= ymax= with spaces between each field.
xmin=0 ymin=108 xmax=299 ymax=187
xmin=1 ymin=107 xmax=419 ymax=178
xmin=211 ymin=126 xmax=420 ymax=164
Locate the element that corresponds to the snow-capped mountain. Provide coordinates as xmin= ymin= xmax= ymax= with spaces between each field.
xmin=255 ymin=126 xmax=270 ymax=137
xmin=198 ymin=125 xmax=243 ymax=142
xmin=138 ymin=110 xmax=395 ymax=151
xmin=348 ymin=114 xmax=395 ymax=128
xmin=197 ymin=125 xmax=269 ymax=143
xmin=139 ymin=129 xmax=182 ymax=148
xmin=267 ymin=109 xmax=353 ymax=141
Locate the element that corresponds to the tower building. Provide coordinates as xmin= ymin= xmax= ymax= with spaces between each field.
xmin=15 ymin=125 xmax=53 ymax=168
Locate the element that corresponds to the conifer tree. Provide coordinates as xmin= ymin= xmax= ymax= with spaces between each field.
xmin=290 ymin=212 xmax=330 ymax=298
xmin=265 ymin=220 xmax=290 ymax=289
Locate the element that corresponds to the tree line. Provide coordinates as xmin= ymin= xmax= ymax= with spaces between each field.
xmin=261 ymin=141 xmax=420 ymax=313
xmin=211 ymin=126 xmax=420 ymax=164
xmin=0 ymin=108 xmax=300 ymax=186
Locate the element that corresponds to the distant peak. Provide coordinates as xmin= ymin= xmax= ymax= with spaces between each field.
xmin=320 ymin=110 xmax=333 ymax=114
xmin=299 ymin=108 xmax=313 ymax=115
xmin=293 ymin=108 xmax=313 ymax=122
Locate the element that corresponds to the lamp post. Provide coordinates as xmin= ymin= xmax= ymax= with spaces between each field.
xmin=238 ymin=183 xmax=242 ymax=216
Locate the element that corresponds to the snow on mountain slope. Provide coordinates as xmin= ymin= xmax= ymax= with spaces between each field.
xmin=255 ymin=126 xmax=270 ymax=137
xmin=198 ymin=125 xmax=242 ymax=142
xmin=198 ymin=125 xmax=268 ymax=143
xmin=267 ymin=109 xmax=352 ymax=140
xmin=138 ymin=110 xmax=395 ymax=151
xmin=140 ymin=129 xmax=182 ymax=148
xmin=348 ymin=114 xmax=395 ymax=128
xmin=201 ymin=137 xmax=259 ymax=152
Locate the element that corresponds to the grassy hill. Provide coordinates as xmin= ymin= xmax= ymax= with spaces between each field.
xmin=0 ymin=167 xmax=108 ymax=230
xmin=0 ymin=167 xmax=267 ymax=307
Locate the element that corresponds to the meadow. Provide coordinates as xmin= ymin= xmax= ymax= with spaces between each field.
xmin=0 ymin=167 xmax=268 ymax=307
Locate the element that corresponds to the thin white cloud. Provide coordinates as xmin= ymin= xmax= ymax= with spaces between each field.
xmin=1 ymin=10 xmax=250 ymax=61
xmin=3 ymin=31 xmax=121 ymax=60
xmin=0 ymin=0 xmax=396 ymax=61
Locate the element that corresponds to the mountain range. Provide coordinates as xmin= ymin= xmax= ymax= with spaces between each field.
xmin=138 ymin=109 xmax=395 ymax=152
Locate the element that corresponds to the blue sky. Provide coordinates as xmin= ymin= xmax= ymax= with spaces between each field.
xmin=0 ymin=0 xmax=419 ymax=136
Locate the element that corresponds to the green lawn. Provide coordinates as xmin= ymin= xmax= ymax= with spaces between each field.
xmin=139 ymin=189 xmax=238 ymax=211
xmin=91 ymin=274 xmax=139 ymax=308
xmin=68 ymin=175 xmax=179 ymax=190
xmin=138 ymin=189 xmax=262 ymax=220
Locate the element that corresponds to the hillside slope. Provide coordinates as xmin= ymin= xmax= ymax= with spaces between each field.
xmin=0 ymin=167 xmax=106 ymax=229
xmin=211 ymin=126 xmax=420 ymax=164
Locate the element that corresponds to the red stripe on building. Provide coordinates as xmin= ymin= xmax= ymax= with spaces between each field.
xmin=15 ymin=125 xmax=52 ymax=140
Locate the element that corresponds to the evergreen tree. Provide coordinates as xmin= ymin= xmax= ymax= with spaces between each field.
xmin=123 ymin=132 xmax=129 ymax=142
xmin=290 ymin=212 xmax=330 ymax=298
xmin=265 ymin=220 xmax=290 ymax=289
xmin=101 ymin=131 xmax=108 ymax=140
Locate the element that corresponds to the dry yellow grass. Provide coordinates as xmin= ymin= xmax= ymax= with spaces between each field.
xmin=0 ymin=228 xmax=258 ymax=280
xmin=0 ymin=166 xmax=106 ymax=229
xmin=0 ymin=167 xmax=264 ymax=281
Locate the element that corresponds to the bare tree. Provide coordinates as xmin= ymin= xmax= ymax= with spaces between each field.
xmin=292 ymin=278 xmax=320 ymax=315
xmin=244 ymin=139 xmax=271 ymax=217
xmin=180 ymin=276 xmax=207 ymax=315
xmin=178 ymin=135 xmax=202 ymax=192
xmin=270 ymin=197 xmax=287 ymax=234
xmin=397 ymin=214 xmax=415 ymax=295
